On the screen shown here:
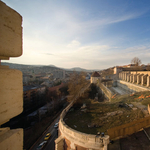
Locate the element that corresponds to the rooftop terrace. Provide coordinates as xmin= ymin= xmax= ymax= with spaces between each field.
xmin=65 ymin=91 xmax=150 ymax=135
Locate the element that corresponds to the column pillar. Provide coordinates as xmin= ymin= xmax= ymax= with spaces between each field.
xmin=137 ymin=74 xmax=143 ymax=84
xmin=141 ymin=74 xmax=148 ymax=86
xmin=147 ymin=76 xmax=150 ymax=87
xmin=133 ymin=74 xmax=137 ymax=83
xmin=119 ymin=73 xmax=121 ymax=79
xmin=124 ymin=73 xmax=127 ymax=81
xmin=121 ymin=73 xmax=123 ymax=80
xmin=130 ymin=74 xmax=133 ymax=83
xmin=122 ymin=73 xmax=124 ymax=80
xmin=125 ymin=73 xmax=129 ymax=81
xmin=123 ymin=72 xmax=126 ymax=80
xmin=127 ymin=74 xmax=130 ymax=82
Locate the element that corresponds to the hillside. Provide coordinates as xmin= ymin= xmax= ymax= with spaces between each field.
xmin=1 ymin=62 xmax=94 ymax=73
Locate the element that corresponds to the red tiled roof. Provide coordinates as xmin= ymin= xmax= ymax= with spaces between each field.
xmin=91 ymin=72 xmax=100 ymax=77
xmin=48 ymin=83 xmax=64 ymax=92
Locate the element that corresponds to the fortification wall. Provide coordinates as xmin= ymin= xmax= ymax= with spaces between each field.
xmin=55 ymin=84 xmax=110 ymax=150
xmin=98 ymin=83 xmax=113 ymax=101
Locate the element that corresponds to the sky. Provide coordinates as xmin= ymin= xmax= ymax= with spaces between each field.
xmin=2 ymin=0 xmax=150 ymax=70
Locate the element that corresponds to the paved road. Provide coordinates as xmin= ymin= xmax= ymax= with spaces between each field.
xmin=30 ymin=116 xmax=59 ymax=150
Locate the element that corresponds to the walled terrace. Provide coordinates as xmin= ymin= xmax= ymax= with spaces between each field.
xmin=56 ymin=84 xmax=110 ymax=150
xmin=64 ymin=91 xmax=150 ymax=150
xmin=56 ymin=80 xmax=150 ymax=149
xmin=65 ymin=92 xmax=149 ymax=135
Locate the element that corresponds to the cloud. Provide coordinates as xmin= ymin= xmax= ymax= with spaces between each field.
xmin=67 ymin=40 xmax=81 ymax=48
xmin=43 ymin=53 xmax=54 ymax=56
xmin=79 ymin=45 xmax=109 ymax=52
xmin=79 ymin=12 xmax=145 ymax=31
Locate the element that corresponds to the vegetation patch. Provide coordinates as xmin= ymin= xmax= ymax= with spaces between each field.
xmin=65 ymin=92 xmax=147 ymax=135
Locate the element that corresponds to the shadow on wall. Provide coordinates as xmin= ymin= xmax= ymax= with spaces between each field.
xmin=117 ymin=80 xmax=150 ymax=93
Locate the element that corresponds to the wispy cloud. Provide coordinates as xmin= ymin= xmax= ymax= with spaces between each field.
xmin=43 ymin=53 xmax=54 ymax=56
xmin=67 ymin=40 xmax=81 ymax=48
xmin=79 ymin=11 xmax=146 ymax=31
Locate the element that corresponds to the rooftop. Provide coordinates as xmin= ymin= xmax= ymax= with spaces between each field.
xmin=91 ymin=71 xmax=101 ymax=77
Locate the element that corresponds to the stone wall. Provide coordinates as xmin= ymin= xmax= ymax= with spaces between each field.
xmin=0 ymin=1 xmax=23 ymax=150
xmin=55 ymin=84 xmax=110 ymax=150
xmin=105 ymin=74 xmax=118 ymax=80
xmin=0 ymin=1 xmax=22 ymax=59
xmin=117 ymin=80 xmax=150 ymax=93
xmin=130 ymin=71 xmax=150 ymax=76
xmin=98 ymin=82 xmax=113 ymax=101
xmin=119 ymin=71 xmax=150 ymax=88
xmin=107 ymin=116 xmax=150 ymax=139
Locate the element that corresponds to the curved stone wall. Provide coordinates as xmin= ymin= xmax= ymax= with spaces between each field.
xmin=56 ymin=84 xmax=109 ymax=150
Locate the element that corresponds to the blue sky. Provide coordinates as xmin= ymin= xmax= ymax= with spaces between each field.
xmin=2 ymin=0 xmax=150 ymax=69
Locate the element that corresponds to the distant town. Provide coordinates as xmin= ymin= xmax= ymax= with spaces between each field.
xmin=1 ymin=60 xmax=150 ymax=150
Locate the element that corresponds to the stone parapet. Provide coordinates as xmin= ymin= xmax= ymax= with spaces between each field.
xmin=59 ymin=119 xmax=109 ymax=150
xmin=0 ymin=1 xmax=23 ymax=150
xmin=0 ymin=1 xmax=22 ymax=59
xmin=0 ymin=128 xmax=23 ymax=150
xmin=0 ymin=68 xmax=23 ymax=125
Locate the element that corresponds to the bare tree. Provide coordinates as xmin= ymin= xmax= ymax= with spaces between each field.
xmin=67 ymin=72 xmax=89 ymax=102
xmin=147 ymin=63 xmax=150 ymax=71
xmin=131 ymin=57 xmax=142 ymax=66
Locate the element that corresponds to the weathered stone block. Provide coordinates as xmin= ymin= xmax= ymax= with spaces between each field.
xmin=127 ymin=75 xmax=130 ymax=82
xmin=137 ymin=74 xmax=142 ymax=84
xmin=147 ymin=76 xmax=150 ymax=87
xmin=130 ymin=74 xmax=133 ymax=83
xmin=0 ymin=128 xmax=23 ymax=150
xmin=125 ymin=73 xmax=129 ymax=81
xmin=0 ymin=1 xmax=22 ymax=59
xmin=141 ymin=74 xmax=148 ymax=86
xmin=133 ymin=74 xmax=137 ymax=83
xmin=0 ymin=68 xmax=23 ymax=125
